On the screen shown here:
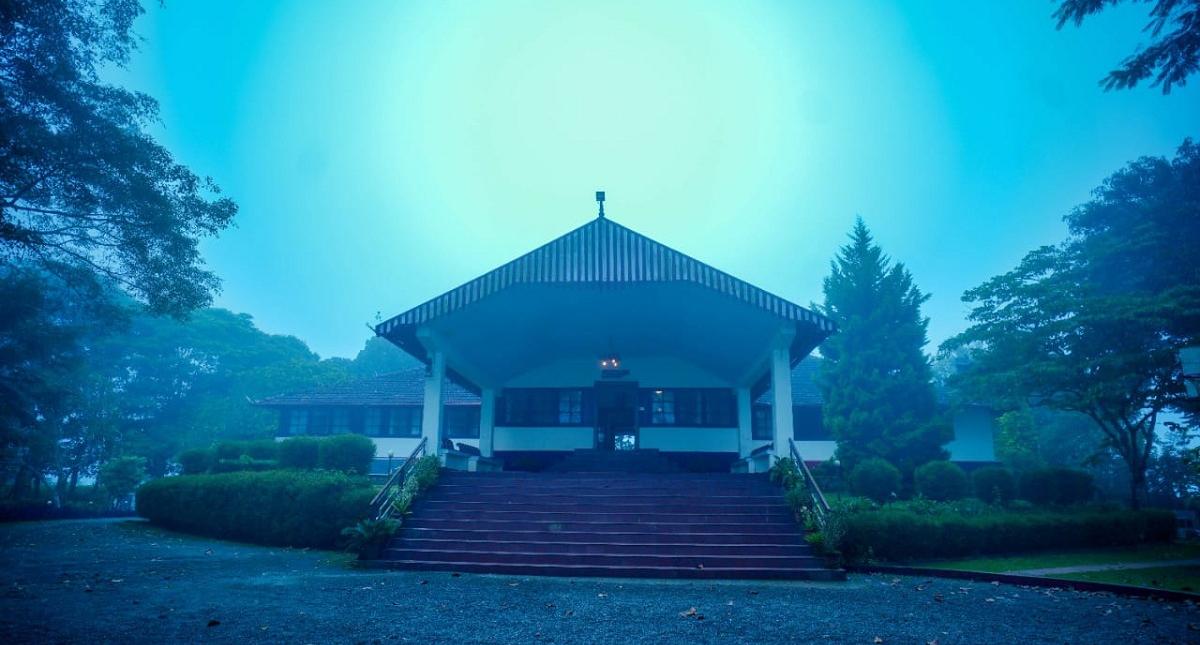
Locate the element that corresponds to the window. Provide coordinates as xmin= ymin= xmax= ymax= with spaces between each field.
xmin=639 ymin=389 xmax=736 ymax=427
xmin=650 ymin=390 xmax=676 ymax=424
xmin=309 ymin=409 xmax=331 ymax=436
xmin=499 ymin=389 xmax=590 ymax=426
xmin=558 ymin=390 xmax=583 ymax=424
xmin=752 ymin=404 xmax=772 ymax=440
xmin=445 ymin=406 xmax=481 ymax=438
xmin=364 ymin=408 xmax=384 ymax=437
xmin=330 ymin=408 xmax=351 ymax=435
xmin=386 ymin=407 xmax=422 ymax=438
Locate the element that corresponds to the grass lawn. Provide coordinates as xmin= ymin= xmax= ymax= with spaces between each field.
xmin=917 ymin=542 xmax=1200 ymax=574
xmin=1057 ymin=566 xmax=1200 ymax=594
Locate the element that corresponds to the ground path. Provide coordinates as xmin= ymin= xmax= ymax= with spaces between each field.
xmin=1 ymin=519 xmax=1197 ymax=644
xmin=1011 ymin=560 xmax=1200 ymax=577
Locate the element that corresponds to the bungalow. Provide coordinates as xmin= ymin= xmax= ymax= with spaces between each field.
xmin=255 ymin=199 xmax=995 ymax=475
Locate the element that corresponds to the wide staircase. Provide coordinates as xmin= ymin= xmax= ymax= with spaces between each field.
xmin=379 ymin=470 xmax=845 ymax=580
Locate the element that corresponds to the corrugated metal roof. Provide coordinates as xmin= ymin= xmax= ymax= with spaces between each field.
xmin=375 ymin=217 xmax=835 ymax=339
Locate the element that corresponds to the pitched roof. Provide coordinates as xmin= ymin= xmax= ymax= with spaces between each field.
xmin=253 ymin=367 xmax=480 ymax=407
xmin=375 ymin=217 xmax=834 ymax=365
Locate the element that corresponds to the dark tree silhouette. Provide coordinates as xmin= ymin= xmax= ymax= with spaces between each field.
xmin=1055 ymin=0 xmax=1200 ymax=93
xmin=0 ymin=0 xmax=236 ymax=315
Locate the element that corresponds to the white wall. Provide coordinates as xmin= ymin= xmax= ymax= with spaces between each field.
xmin=639 ymin=427 xmax=738 ymax=452
xmin=504 ymin=355 xmax=730 ymax=388
xmin=792 ymin=440 xmax=837 ymax=462
xmin=946 ymin=405 xmax=997 ymax=462
xmin=494 ymin=426 xmax=595 ymax=451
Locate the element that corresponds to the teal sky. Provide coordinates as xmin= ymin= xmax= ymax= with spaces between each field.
xmin=118 ymin=1 xmax=1199 ymax=359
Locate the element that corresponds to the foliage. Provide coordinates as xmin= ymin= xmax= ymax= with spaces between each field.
xmin=277 ymin=436 xmax=321 ymax=470
xmin=174 ymin=435 xmax=374 ymax=475
xmin=0 ymin=0 xmax=237 ymax=314
xmin=913 ymin=461 xmax=968 ymax=502
xmin=1054 ymin=0 xmax=1200 ymax=93
xmin=834 ymin=507 xmax=1174 ymax=563
xmin=1019 ymin=467 xmax=1095 ymax=506
xmin=391 ymin=455 xmax=441 ymax=516
xmin=136 ymin=470 xmax=374 ymax=548
xmin=816 ymin=219 xmax=950 ymax=479
xmin=848 ymin=458 xmax=902 ymax=504
xmin=317 ymin=434 xmax=376 ymax=475
xmin=944 ymin=140 xmax=1200 ymax=508
xmin=341 ymin=518 xmax=400 ymax=559
xmin=96 ymin=456 xmax=145 ymax=507
xmin=971 ymin=466 xmax=1017 ymax=504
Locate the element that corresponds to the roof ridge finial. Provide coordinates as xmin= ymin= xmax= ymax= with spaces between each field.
xmin=595 ymin=190 xmax=605 ymax=219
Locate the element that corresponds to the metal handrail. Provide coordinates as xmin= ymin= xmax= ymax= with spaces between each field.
xmin=788 ymin=438 xmax=830 ymax=530
xmin=370 ymin=437 xmax=427 ymax=520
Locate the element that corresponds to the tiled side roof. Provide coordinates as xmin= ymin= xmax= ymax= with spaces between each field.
xmin=253 ymin=367 xmax=480 ymax=407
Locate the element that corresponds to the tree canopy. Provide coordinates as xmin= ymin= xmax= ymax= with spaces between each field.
xmin=945 ymin=139 xmax=1200 ymax=507
xmin=1055 ymin=0 xmax=1200 ymax=93
xmin=816 ymin=218 xmax=950 ymax=479
xmin=0 ymin=0 xmax=236 ymax=315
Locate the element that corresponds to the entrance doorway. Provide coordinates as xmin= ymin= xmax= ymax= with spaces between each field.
xmin=593 ymin=381 xmax=638 ymax=450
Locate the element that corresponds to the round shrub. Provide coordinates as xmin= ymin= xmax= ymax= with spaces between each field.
xmin=849 ymin=458 xmax=902 ymax=503
xmin=971 ymin=466 xmax=1016 ymax=504
xmin=176 ymin=448 xmax=214 ymax=475
xmin=915 ymin=461 xmax=968 ymax=501
xmin=318 ymin=434 xmax=376 ymax=474
xmin=278 ymin=436 xmax=321 ymax=469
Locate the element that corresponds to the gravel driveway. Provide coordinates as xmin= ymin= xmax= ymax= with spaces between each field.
xmin=1 ymin=519 xmax=1196 ymax=643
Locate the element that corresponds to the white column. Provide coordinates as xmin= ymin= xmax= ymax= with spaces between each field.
xmin=770 ymin=330 xmax=795 ymax=461
xmin=736 ymin=386 xmax=753 ymax=458
xmin=421 ymin=350 xmax=445 ymax=452
xmin=479 ymin=388 xmax=496 ymax=458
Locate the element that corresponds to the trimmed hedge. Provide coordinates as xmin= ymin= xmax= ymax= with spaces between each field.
xmin=136 ymin=470 xmax=374 ymax=549
xmin=176 ymin=434 xmax=375 ymax=475
xmin=278 ymin=436 xmax=320 ymax=469
xmin=317 ymin=434 xmax=376 ymax=475
xmin=837 ymin=508 xmax=1174 ymax=562
xmin=914 ymin=461 xmax=968 ymax=501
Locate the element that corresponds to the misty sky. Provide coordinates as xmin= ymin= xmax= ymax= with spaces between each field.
xmin=116 ymin=1 xmax=1199 ymax=359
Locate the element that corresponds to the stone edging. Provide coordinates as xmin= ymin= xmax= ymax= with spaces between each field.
xmin=846 ymin=564 xmax=1200 ymax=603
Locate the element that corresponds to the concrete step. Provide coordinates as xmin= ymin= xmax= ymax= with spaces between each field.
xmin=397 ymin=527 xmax=809 ymax=545
xmin=417 ymin=498 xmax=791 ymax=513
xmin=391 ymin=538 xmax=815 ymax=557
xmin=402 ymin=518 xmax=799 ymax=533
xmin=407 ymin=508 xmax=794 ymax=524
xmin=375 ymin=560 xmax=847 ymax=581
xmin=382 ymin=548 xmax=826 ymax=569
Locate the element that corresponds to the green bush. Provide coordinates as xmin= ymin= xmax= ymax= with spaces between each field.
xmin=136 ymin=470 xmax=374 ymax=548
xmin=177 ymin=448 xmax=213 ymax=475
xmin=278 ymin=436 xmax=321 ymax=469
xmin=914 ymin=461 xmax=968 ymax=502
xmin=318 ymin=434 xmax=376 ymax=474
xmin=972 ymin=466 xmax=1016 ymax=504
xmin=835 ymin=507 xmax=1173 ymax=563
xmin=210 ymin=455 xmax=279 ymax=473
xmin=1019 ymin=467 xmax=1095 ymax=506
xmin=849 ymin=458 xmax=902 ymax=503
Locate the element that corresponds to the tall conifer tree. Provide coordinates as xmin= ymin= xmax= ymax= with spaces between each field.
xmin=817 ymin=218 xmax=950 ymax=479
